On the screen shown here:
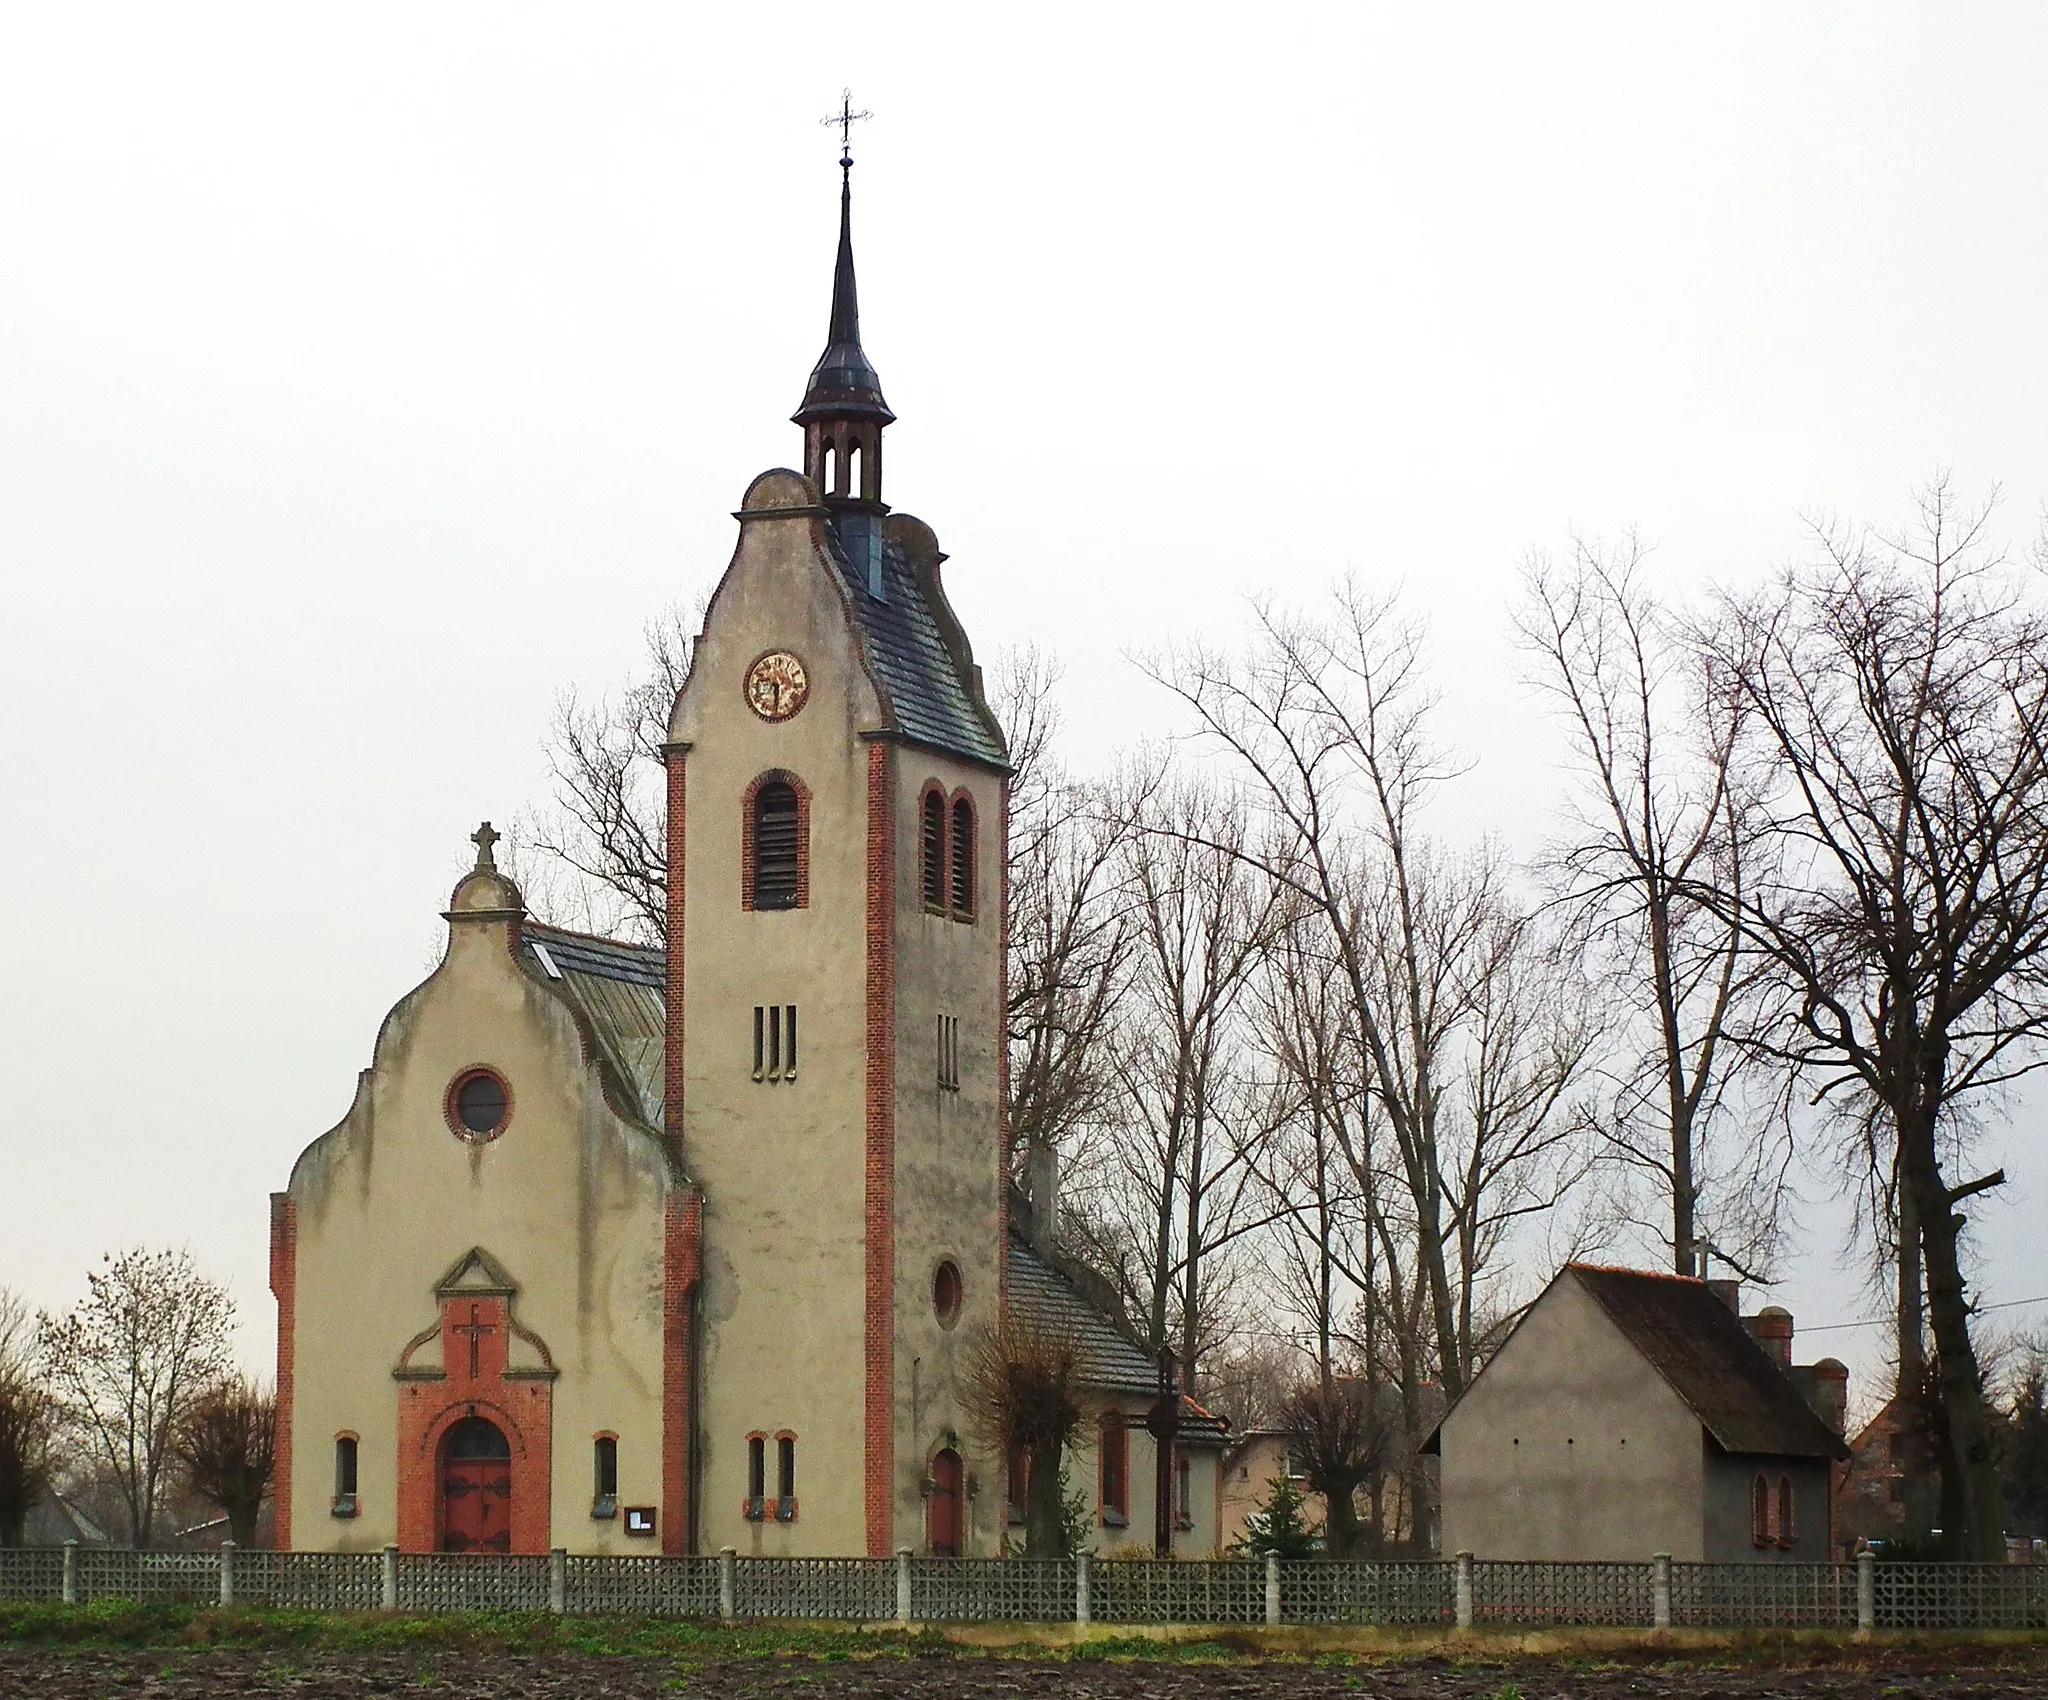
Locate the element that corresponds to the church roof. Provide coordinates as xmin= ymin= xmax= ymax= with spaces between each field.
xmin=521 ymin=923 xmax=665 ymax=1128
xmin=826 ymin=522 xmax=1008 ymax=768
xmin=1565 ymin=1265 xmax=1851 ymax=1461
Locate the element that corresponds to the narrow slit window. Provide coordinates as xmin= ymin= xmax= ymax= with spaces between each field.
xmin=1776 ymin=1475 xmax=1795 ymax=1545
xmin=777 ymin=1435 xmax=796 ymax=1501
xmin=921 ymin=789 xmax=945 ymax=909
xmin=752 ymin=781 xmax=801 ymax=910
xmin=333 ymin=1435 xmax=358 ymax=1515
xmin=768 ymin=1004 xmax=781 ymax=1077
xmin=1751 ymin=1472 xmax=1771 ymax=1545
xmin=949 ymin=797 xmax=975 ymax=917
xmin=1176 ymin=1449 xmax=1192 ymax=1528
xmin=753 ymin=1006 xmax=765 ymax=1080
xmin=747 ymin=1435 xmax=766 ymax=1505
xmin=593 ymin=1436 xmax=618 ymax=1515
xmin=785 ymin=1005 xmax=798 ymax=1078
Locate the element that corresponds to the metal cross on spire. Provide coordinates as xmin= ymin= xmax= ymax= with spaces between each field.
xmin=821 ymin=88 xmax=871 ymax=168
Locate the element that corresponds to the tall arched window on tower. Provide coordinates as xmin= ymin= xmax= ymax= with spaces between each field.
xmin=748 ymin=777 xmax=804 ymax=910
xmin=949 ymin=795 xmax=976 ymax=919
xmin=921 ymin=786 xmax=946 ymax=910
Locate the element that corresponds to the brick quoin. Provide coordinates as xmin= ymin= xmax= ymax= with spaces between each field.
xmin=268 ymin=1194 xmax=297 ymax=1549
xmin=661 ymin=1188 xmax=703 ymax=1554
xmin=393 ymin=1295 xmax=554 ymax=1553
xmin=997 ymin=777 xmax=1011 ymax=1329
xmin=662 ymin=746 xmax=687 ymax=1146
xmin=863 ymin=738 xmax=896 ymax=1556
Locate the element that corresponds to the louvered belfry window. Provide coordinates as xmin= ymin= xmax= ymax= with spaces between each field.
xmin=950 ymin=797 xmax=976 ymax=917
xmin=921 ymin=788 xmax=946 ymax=910
xmin=752 ymin=780 xmax=800 ymax=909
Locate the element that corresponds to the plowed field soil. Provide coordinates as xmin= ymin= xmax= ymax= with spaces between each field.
xmin=6 ymin=1650 xmax=2048 ymax=1699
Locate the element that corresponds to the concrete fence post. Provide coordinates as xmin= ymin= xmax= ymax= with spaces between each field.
xmin=1651 ymin=1553 xmax=1670 ymax=1630
xmin=719 ymin=1546 xmax=737 ymax=1622
xmin=60 ymin=1541 xmax=77 ymax=1605
xmin=219 ymin=1540 xmax=237 ymax=1608
xmin=1455 ymin=1551 xmax=1474 ymax=1630
xmin=1264 ymin=1552 xmax=1281 ymax=1626
xmin=896 ymin=1548 xmax=913 ymax=1622
xmin=1075 ymin=1550 xmax=1091 ymax=1627
xmin=548 ymin=1548 xmax=567 ymax=1615
xmin=380 ymin=1544 xmax=399 ymax=1613
xmin=1856 ymin=1550 xmax=1876 ymax=1635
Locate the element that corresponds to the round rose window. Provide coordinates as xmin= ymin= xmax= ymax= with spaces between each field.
xmin=447 ymin=1069 xmax=512 ymax=1141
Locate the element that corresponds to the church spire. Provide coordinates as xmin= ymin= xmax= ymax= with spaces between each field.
xmin=797 ymin=95 xmax=892 ymax=506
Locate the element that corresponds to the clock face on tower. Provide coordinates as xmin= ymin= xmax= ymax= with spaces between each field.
xmin=744 ymin=650 xmax=810 ymax=722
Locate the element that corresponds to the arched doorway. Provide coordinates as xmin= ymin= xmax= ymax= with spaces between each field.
xmin=441 ymin=1415 xmax=512 ymax=1552
xmin=928 ymin=1447 xmax=964 ymax=1556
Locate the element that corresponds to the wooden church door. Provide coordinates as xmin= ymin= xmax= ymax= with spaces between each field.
xmin=441 ymin=1416 xmax=512 ymax=1552
xmin=928 ymin=1448 xmax=964 ymax=1556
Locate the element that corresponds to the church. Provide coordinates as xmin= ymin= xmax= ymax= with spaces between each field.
xmin=270 ymin=147 xmax=1227 ymax=1561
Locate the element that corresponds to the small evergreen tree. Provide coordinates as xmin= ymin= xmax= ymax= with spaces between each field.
xmin=1057 ymin=1466 xmax=1093 ymax=1557
xmin=1234 ymin=1472 xmax=1320 ymax=1559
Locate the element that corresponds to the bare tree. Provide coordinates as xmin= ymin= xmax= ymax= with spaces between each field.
xmin=1065 ymin=774 xmax=1284 ymax=1390
xmin=997 ymin=650 xmax=1136 ymax=1167
xmin=0 ymin=1289 xmax=57 ymax=1547
xmin=954 ymin=1313 xmax=1087 ymax=1558
xmin=1698 ymin=480 xmax=2048 ymax=1560
xmin=36 ymin=1249 xmax=236 ymax=1548
xmin=1279 ymin=1375 xmax=1388 ymax=1559
xmin=171 ymin=1378 xmax=275 ymax=1547
xmin=521 ymin=604 xmax=695 ymax=942
xmin=1516 ymin=541 xmax=1787 ymax=1275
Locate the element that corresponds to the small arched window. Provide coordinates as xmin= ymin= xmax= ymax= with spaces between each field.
xmin=593 ymin=1435 xmax=618 ymax=1516
xmin=1776 ymin=1475 xmax=1795 ymax=1546
xmin=1751 ymin=1472 xmax=1772 ymax=1546
xmin=949 ymin=796 xmax=976 ymax=918
xmin=1098 ymin=1410 xmax=1128 ymax=1519
xmin=333 ymin=1435 xmax=359 ymax=1516
xmin=921 ymin=787 xmax=946 ymax=910
xmin=751 ymin=780 xmax=801 ymax=910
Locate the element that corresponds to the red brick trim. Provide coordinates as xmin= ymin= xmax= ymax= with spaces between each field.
xmin=863 ymin=739 xmax=896 ymax=1556
xmin=947 ymin=788 xmax=978 ymax=921
xmin=740 ymin=769 xmax=812 ymax=912
xmin=997 ymin=777 xmax=1011 ymax=1332
xmin=443 ymin=1065 xmax=513 ymax=1143
xmin=393 ymin=1295 xmax=554 ymax=1553
xmin=268 ymin=1194 xmax=297 ymax=1550
xmin=662 ymin=1189 xmax=703 ymax=1554
xmin=663 ymin=750 xmax=686 ymax=1147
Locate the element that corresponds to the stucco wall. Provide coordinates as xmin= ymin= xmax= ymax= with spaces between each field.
xmin=1702 ymin=1447 xmax=1834 ymax=1561
xmin=1438 ymin=1274 xmax=1705 ymax=1560
xmin=282 ymin=894 xmax=676 ymax=1555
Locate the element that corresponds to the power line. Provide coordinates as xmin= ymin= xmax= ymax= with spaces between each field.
xmin=1798 ymin=1292 xmax=2048 ymax=1335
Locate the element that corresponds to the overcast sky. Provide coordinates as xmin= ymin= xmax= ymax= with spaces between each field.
xmin=3 ymin=3 xmax=2044 ymax=1406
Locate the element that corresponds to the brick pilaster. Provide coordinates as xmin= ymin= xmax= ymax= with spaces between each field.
xmin=662 ymin=746 xmax=687 ymax=1149
xmin=863 ymin=739 xmax=896 ymax=1556
xmin=662 ymin=1188 xmax=703 ymax=1554
xmin=268 ymin=1194 xmax=297 ymax=1550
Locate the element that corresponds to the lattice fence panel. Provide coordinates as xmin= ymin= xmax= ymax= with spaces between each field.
xmin=232 ymin=1550 xmax=382 ymax=1611
xmin=1667 ymin=1563 xmax=1852 ymax=1628
xmin=1091 ymin=1558 xmax=1263 ymax=1624
xmin=909 ymin=1558 xmax=1074 ymax=1621
xmin=395 ymin=1553 xmax=551 ymax=1612
xmin=1471 ymin=1560 xmax=1652 ymax=1627
xmin=564 ymin=1555 xmax=721 ymax=1618
xmin=1872 ymin=1562 xmax=2048 ymax=1630
xmin=74 ymin=1550 xmax=219 ymax=1602
xmin=0 ymin=1549 xmax=64 ymax=1601
xmin=732 ymin=1557 xmax=893 ymax=1620
xmin=1279 ymin=1561 xmax=1456 ymax=1625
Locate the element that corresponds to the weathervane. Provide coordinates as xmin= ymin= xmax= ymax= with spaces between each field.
xmin=820 ymin=88 xmax=871 ymax=169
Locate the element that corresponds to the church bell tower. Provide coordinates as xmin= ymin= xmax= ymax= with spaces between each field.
xmin=663 ymin=125 xmax=1010 ymax=1559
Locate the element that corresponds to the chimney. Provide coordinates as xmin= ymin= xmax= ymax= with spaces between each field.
xmin=1707 ymin=1278 xmax=1741 ymax=1314
xmin=1027 ymin=1142 xmax=1059 ymax=1256
xmin=1810 ymin=1358 xmax=1849 ymax=1435
xmin=1750 ymin=1305 xmax=1794 ymax=1368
